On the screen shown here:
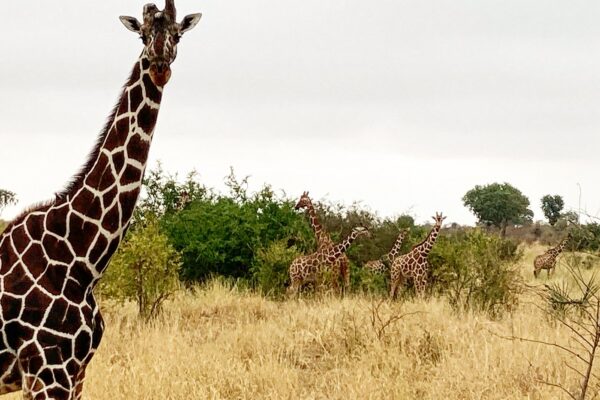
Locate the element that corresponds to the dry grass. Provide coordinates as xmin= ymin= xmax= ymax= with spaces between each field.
xmin=6 ymin=245 xmax=600 ymax=399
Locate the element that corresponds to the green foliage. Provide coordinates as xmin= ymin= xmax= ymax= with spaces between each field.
xmin=0 ymin=189 xmax=16 ymax=217
xmin=352 ymin=265 xmax=389 ymax=295
xmin=541 ymin=194 xmax=564 ymax=226
xmin=569 ymin=223 xmax=600 ymax=252
xmin=430 ymin=229 xmax=523 ymax=318
xmin=463 ymin=182 xmax=533 ymax=237
xmin=251 ymin=240 xmax=301 ymax=297
xmin=137 ymin=162 xmax=207 ymax=221
xmin=164 ymin=172 xmax=313 ymax=283
xmin=100 ymin=216 xmax=182 ymax=321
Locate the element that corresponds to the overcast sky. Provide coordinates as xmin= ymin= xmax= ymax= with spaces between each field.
xmin=1 ymin=0 xmax=599 ymax=224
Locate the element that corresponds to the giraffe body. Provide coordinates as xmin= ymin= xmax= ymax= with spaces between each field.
xmin=288 ymin=227 xmax=369 ymax=296
xmin=534 ymin=236 xmax=570 ymax=278
xmin=390 ymin=213 xmax=445 ymax=298
xmin=0 ymin=2 xmax=201 ymax=398
xmin=364 ymin=229 xmax=409 ymax=275
xmin=295 ymin=192 xmax=351 ymax=291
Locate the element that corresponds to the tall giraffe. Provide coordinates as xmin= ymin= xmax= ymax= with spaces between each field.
xmin=295 ymin=191 xmax=351 ymax=291
xmin=534 ymin=235 xmax=571 ymax=278
xmin=0 ymin=2 xmax=201 ymax=399
xmin=364 ymin=229 xmax=409 ymax=275
xmin=288 ymin=227 xmax=370 ymax=296
xmin=390 ymin=213 xmax=446 ymax=298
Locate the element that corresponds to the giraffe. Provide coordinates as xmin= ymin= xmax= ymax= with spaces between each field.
xmin=0 ymin=2 xmax=201 ymax=399
xmin=534 ymin=235 xmax=571 ymax=278
xmin=390 ymin=213 xmax=446 ymax=298
xmin=288 ymin=227 xmax=370 ymax=296
xmin=294 ymin=191 xmax=351 ymax=292
xmin=364 ymin=229 xmax=409 ymax=275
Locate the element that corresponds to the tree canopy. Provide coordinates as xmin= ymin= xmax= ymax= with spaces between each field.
xmin=462 ymin=183 xmax=533 ymax=237
xmin=541 ymin=194 xmax=564 ymax=226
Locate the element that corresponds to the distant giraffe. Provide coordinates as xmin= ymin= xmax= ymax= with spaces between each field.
xmin=0 ymin=2 xmax=201 ymax=398
xmin=390 ymin=213 xmax=446 ymax=298
xmin=534 ymin=235 xmax=571 ymax=278
xmin=295 ymin=191 xmax=351 ymax=292
xmin=288 ymin=227 xmax=370 ymax=296
xmin=364 ymin=229 xmax=409 ymax=275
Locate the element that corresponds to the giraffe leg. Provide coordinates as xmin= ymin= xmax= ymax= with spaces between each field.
xmin=339 ymin=257 xmax=350 ymax=295
xmin=390 ymin=274 xmax=403 ymax=300
xmin=414 ymin=275 xmax=427 ymax=298
xmin=390 ymin=281 xmax=398 ymax=300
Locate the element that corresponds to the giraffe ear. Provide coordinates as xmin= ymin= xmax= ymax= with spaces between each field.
xmin=180 ymin=13 xmax=202 ymax=34
xmin=120 ymin=16 xmax=142 ymax=34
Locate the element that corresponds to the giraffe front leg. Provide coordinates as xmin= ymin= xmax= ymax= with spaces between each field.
xmin=339 ymin=257 xmax=350 ymax=295
xmin=390 ymin=273 xmax=403 ymax=300
xmin=414 ymin=275 xmax=427 ymax=298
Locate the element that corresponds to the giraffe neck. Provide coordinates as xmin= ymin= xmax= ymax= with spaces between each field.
xmin=550 ymin=239 xmax=569 ymax=257
xmin=387 ymin=232 xmax=406 ymax=260
xmin=57 ymin=53 xmax=163 ymax=283
xmin=305 ymin=199 xmax=329 ymax=246
xmin=323 ymin=230 xmax=361 ymax=258
xmin=415 ymin=223 xmax=441 ymax=256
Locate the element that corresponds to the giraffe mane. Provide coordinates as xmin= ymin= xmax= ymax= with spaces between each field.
xmin=57 ymin=77 xmax=131 ymax=200
xmin=2 ymin=60 xmax=141 ymax=233
xmin=2 ymin=201 xmax=54 ymax=235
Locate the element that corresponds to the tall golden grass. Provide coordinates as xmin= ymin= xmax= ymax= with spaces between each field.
xmin=7 ymin=244 xmax=598 ymax=399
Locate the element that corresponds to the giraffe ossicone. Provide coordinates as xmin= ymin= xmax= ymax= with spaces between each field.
xmin=0 ymin=1 xmax=201 ymax=398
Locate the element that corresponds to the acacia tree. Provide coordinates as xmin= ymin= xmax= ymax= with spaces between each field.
xmin=463 ymin=183 xmax=533 ymax=237
xmin=541 ymin=194 xmax=565 ymax=226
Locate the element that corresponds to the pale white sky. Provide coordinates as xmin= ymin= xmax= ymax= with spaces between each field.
xmin=1 ymin=0 xmax=599 ymax=224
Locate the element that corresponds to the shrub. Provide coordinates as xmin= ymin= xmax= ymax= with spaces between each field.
xmin=430 ymin=229 xmax=523 ymax=318
xmin=251 ymin=240 xmax=301 ymax=297
xmin=100 ymin=216 xmax=182 ymax=321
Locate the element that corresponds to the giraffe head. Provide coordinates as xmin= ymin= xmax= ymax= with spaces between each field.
xmin=120 ymin=1 xmax=202 ymax=87
xmin=294 ymin=191 xmax=313 ymax=210
xmin=432 ymin=212 xmax=446 ymax=226
xmin=353 ymin=226 xmax=371 ymax=238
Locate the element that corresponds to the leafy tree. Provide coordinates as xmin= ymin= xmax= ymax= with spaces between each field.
xmin=100 ymin=215 xmax=182 ymax=321
xmin=541 ymin=194 xmax=565 ymax=226
xmin=463 ymin=183 xmax=533 ymax=237
xmin=0 ymin=189 xmax=16 ymax=216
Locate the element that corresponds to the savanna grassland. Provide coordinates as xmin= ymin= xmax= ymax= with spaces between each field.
xmin=4 ymin=244 xmax=597 ymax=400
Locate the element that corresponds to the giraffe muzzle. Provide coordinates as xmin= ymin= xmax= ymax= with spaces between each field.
xmin=149 ymin=62 xmax=172 ymax=87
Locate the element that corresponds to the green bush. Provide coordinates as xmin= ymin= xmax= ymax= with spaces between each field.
xmin=251 ymin=240 xmax=301 ymax=297
xmin=164 ymin=184 xmax=313 ymax=283
xmin=100 ymin=216 xmax=182 ymax=321
xmin=570 ymin=223 xmax=600 ymax=252
xmin=430 ymin=229 xmax=523 ymax=318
